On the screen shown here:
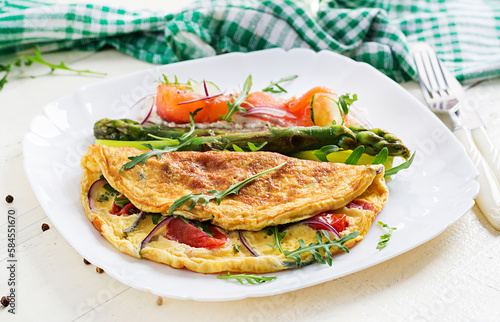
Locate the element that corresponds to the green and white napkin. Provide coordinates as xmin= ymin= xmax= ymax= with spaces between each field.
xmin=2 ymin=0 xmax=500 ymax=82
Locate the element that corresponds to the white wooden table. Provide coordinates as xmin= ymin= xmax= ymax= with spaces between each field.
xmin=1 ymin=1 xmax=499 ymax=321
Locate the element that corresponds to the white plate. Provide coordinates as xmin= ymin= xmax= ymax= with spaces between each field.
xmin=23 ymin=48 xmax=479 ymax=301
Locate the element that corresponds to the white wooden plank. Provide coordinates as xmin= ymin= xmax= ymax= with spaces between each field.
xmin=1 ymin=4 xmax=499 ymax=319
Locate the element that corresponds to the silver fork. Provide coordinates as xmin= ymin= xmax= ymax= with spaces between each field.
xmin=413 ymin=47 xmax=459 ymax=114
xmin=412 ymin=42 xmax=500 ymax=230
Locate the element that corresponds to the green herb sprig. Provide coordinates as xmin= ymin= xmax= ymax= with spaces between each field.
xmin=313 ymin=145 xmax=340 ymax=162
xmin=217 ymin=272 xmax=277 ymax=285
xmin=266 ymin=226 xmax=287 ymax=253
xmin=160 ymin=74 xmax=183 ymax=86
xmin=262 ymin=75 xmax=298 ymax=93
xmin=376 ymin=221 xmax=397 ymax=250
xmin=221 ymin=75 xmax=252 ymax=122
xmin=232 ymin=141 xmax=268 ymax=152
xmin=284 ymin=230 xmax=359 ymax=266
xmin=151 ymin=213 xmax=162 ymax=225
xmin=166 ymin=162 xmax=286 ymax=216
xmin=337 ymin=93 xmax=357 ymax=115
xmin=344 ymin=146 xmax=365 ymax=165
xmin=194 ymin=220 xmax=213 ymax=237
xmin=120 ymin=109 xmax=201 ymax=172
xmin=114 ymin=196 xmax=131 ymax=208
xmin=372 ymin=147 xmax=389 ymax=165
xmin=0 ymin=46 xmax=105 ymax=91
xmin=385 ymin=152 xmax=416 ymax=176
xmin=97 ymin=194 xmax=109 ymax=203
xmin=233 ymin=244 xmax=241 ymax=254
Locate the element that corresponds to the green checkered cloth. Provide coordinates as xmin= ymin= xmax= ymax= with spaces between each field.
xmin=2 ymin=0 xmax=500 ymax=82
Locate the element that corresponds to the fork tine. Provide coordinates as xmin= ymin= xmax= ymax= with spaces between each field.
xmin=420 ymin=51 xmax=441 ymax=98
xmin=413 ymin=51 xmax=434 ymax=102
xmin=412 ymin=42 xmax=459 ymax=113
xmin=427 ymin=49 xmax=449 ymax=97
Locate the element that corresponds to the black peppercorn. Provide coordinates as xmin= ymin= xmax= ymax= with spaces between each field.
xmin=1 ymin=296 xmax=10 ymax=307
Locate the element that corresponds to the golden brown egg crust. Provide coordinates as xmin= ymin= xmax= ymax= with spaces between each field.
xmin=85 ymin=145 xmax=382 ymax=231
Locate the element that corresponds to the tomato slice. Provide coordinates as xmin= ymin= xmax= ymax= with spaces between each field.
xmin=110 ymin=202 xmax=122 ymax=214
xmin=111 ymin=202 xmax=139 ymax=216
xmin=311 ymin=213 xmax=349 ymax=233
xmin=165 ymin=218 xmax=227 ymax=249
xmin=346 ymin=200 xmax=375 ymax=211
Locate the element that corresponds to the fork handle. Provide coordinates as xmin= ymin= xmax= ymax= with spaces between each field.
xmin=454 ymin=128 xmax=500 ymax=230
xmin=471 ymin=127 xmax=500 ymax=181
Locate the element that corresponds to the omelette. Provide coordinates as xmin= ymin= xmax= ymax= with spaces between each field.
xmin=81 ymin=145 xmax=388 ymax=273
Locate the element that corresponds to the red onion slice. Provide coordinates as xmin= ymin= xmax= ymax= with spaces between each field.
xmin=140 ymin=99 xmax=154 ymax=125
xmin=140 ymin=216 xmax=173 ymax=250
xmin=129 ymin=94 xmax=156 ymax=124
xmin=282 ymin=218 xmax=341 ymax=239
xmin=88 ymin=178 xmax=107 ymax=211
xmin=203 ymin=79 xmax=209 ymax=96
xmin=244 ymin=106 xmax=297 ymax=119
xmin=124 ymin=211 xmax=144 ymax=233
xmin=238 ymin=231 xmax=259 ymax=257
xmin=177 ymin=92 xmax=224 ymax=105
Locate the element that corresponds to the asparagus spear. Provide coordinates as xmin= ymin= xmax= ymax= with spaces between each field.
xmin=349 ymin=125 xmax=411 ymax=159
xmin=189 ymin=125 xmax=357 ymax=155
xmin=94 ymin=118 xmax=227 ymax=141
xmin=93 ymin=119 xmax=410 ymax=158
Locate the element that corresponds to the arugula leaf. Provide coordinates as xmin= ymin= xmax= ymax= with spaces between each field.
xmin=232 ymin=144 xmax=245 ymax=152
xmin=103 ymin=183 xmax=119 ymax=195
xmin=247 ymin=141 xmax=267 ymax=152
xmin=120 ymin=109 xmax=201 ymax=172
xmin=217 ymin=272 xmax=277 ymax=285
xmin=166 ymin=163 xmax=286 ymax=216
xmin=313 ymin=145 xmax=340 ymax=162
xmin=233 ymin=244 xmax=241 ymax=254
xmin=146 ymin=134 xmax=179 ymax=145
xmin=97 ymin=194 xmax=109 ymax=203
xmin=337 ymin=93 xmax=357 ymax=115
xmin=344 ymin=146 xmax=365 ymax=165
xmin=283 ymin=230 xmax=359 ymax=266
xmin=151 ymin=213 xmax=162 ymax=225
xmin=0 ymin=63 xmax=12 ymax=91
xmin=266 ymin=226 xmax=287 ymax=253
xmin=120 ymin=140 xmax=194 ymax=172
xmin=372 ymin=147 xmax=389 ymax=165
xmin=385 ymin=152 xmax=416 ymax=176
xmin=376 ymin=221 xmax=397 ymax=250
xmin=262 ymin=75 xmax=298 ymax=93
xmin=221 ymin=75 xmax=252 ymax=122
xmin=1 ymin=46 xmax=105 ymax=91
xmin=194 ymin=220 xmax=213 ymax=237
xmin=232 ymin=142 xmax=268 ymax=152
xmin=114 ymin=196 xmax=130 ymax=208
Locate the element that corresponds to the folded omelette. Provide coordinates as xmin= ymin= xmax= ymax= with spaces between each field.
xmin=81 ymin=145 xmax=388 ymax=273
